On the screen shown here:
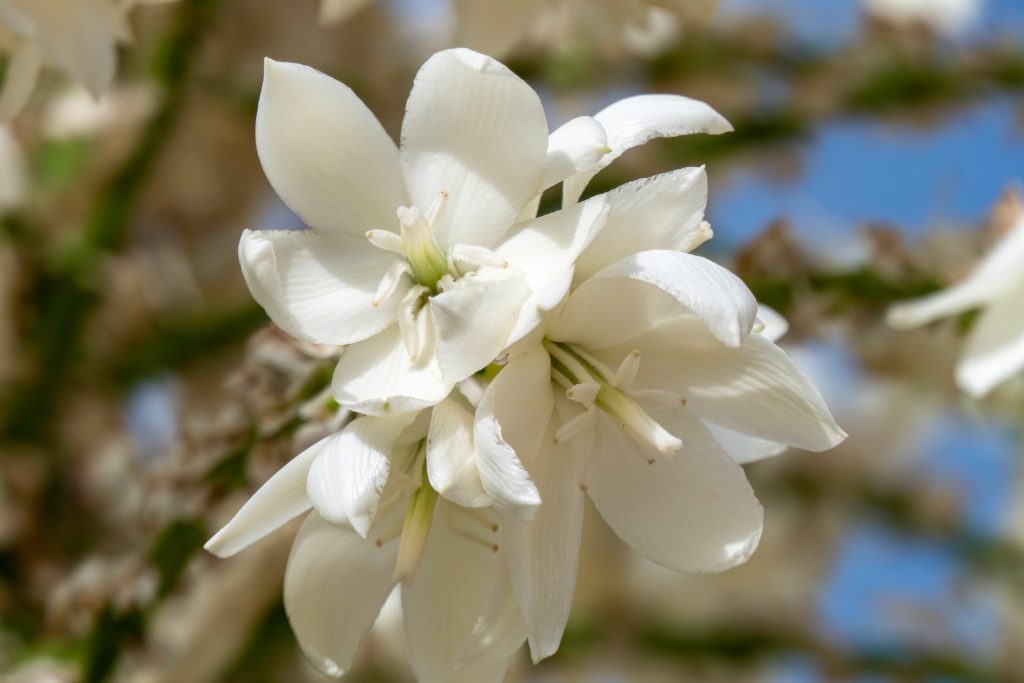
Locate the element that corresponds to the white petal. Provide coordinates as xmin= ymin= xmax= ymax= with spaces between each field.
xmin=756 ymin=304 xmax=789 ymax=342
xmin=318 ymin=0 xmax=371 ymax=24
xmin=564 ymin=94 xmax=732 ymax=204
xmin=473 ymin=349 xmax=552 ymax=516
xmin=429 ymin=267 xmax=530 ymax=383
xmin=257 ymin=60 xmax=406 ymax=238
xmin=402 ymin=501 xmax=508 ymax=683
xmin=204 ymin=438 xmax=325 ymax=558
xmin=451 ymin=0 xmax=545 ymax=58
xmin=588 ymin=408 xmax=764 ymax=573
xmin=574 ymin=168 xmax=711 ymax=281
xmin=0 ymin=41 xmax=42 ymax=122
xmin=622 ymin=316 xmax=846 ymax=452
xmin=888 ymin=217 xmax=1024 ymax=329
xmin=455 ymin=558 xmax=527 ymax=667
xmin=553 ymin=250 xmax=758 ymax=349
xmin=497 ymin=197 xmax=611 ymax=345
xmin=29 ymin=0 xmax=118 ymax=96
xmin=706 ymin=423 xmax=788 ymax=465
xmin=284 ymin=513 xmax=398 ymax=678
xmin=539 ymin=116 xmax=610 ymax=192
xmin=239 ymin=229 xmax=408 ymax=346
xmin=956 ymin=286 xmax=1024 ymax=397
xmin=332 ymin=325 xmax=452 ymax=417
xmin=505 ymin=397 xmax=587 ymax=663
xmin=427 ymin=395 xmax=491 ymax=508
xmin=307 ymin=414 xmax=418 ymax=537
xmin=400 ymin=49 xmax=548 ymax=249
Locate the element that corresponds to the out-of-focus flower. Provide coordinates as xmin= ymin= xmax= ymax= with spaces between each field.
xmin=464 ymin=175 xmax=845 ymax=663
xmin=0 ymin=126 xmax=26 ymax=210
xmin=0 ymin=0 xmax=175 ymax=121
xmin=319 ymin=0 xmax=372 ymax=25
xmin=862 ymin=0 xmax=980 ymax=37
xmin=454 ymin=0 xmax=718 ymax=57
xmin=888 ymin=215 xmax=1024 ymax=397
xmin=242 ymin=51 xmax=625 ymax=417
xmin=41 ymin=84 xmax=156 ymax=139
xmin=205 ymin=401 xmax=513 ymax=682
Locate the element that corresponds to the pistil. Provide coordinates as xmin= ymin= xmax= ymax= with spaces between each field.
xmin=397 ymin=206 xmax=449 ymax=290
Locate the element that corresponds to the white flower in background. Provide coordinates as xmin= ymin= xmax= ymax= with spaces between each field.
xmin=463 ymin=166 xmax=845 ymax=661
xmin=0 ymin=126 xmax=26 ymax=210
xmin=319 ymin=0 xmax=372 ymax=25
xmin=206 ymin=396 xmax=515 ymax=682
xmin=41 ymin=84 xmax=156 ymax=140
xmin=0 ymin=0 xmax=174 ymax=121
xmin=862 ymin=0 xmax=981 ymax=37
xmin=887 ymin=215 xmax=1024 ymax=397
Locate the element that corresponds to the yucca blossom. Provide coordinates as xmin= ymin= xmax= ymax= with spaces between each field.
xmin=862 ymin=0 xmax=980 ymax=37
xmin=206 ymin=396 xmax=516 ymax=682
xmin=888 ymin=215 xmax=1024 ymax=397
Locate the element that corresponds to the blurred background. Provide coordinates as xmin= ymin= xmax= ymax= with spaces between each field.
xmin=1 ymin=0 xmax=1023 ymax=681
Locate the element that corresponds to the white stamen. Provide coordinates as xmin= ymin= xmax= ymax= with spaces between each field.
xmin=397 ymin=285 xmax=429 ymax=361
xmin=630 ymin=388 xmax=686 ymax=407
xmin=681 ymin=221 xmax=714 ymax=251
xmin=426 ymin=190 xmax=448 ymax=228
xmin=372 ymin=260 xmax=413 ymax=306
xmin=612 ymin=350 xmax=641 ymax=389
xmin=366 ymin=229 xmax=405 ymax=255
xmin=393 ymin=482 xmax=438 ymax=582
xmin=448 ymin=244 xmax=510 ymax=275
xmin=597 ymin=388 xmax=681 ymax=455
xmin=566 ymin=382 xmax=600 ymax=404
xmin=446 ymin=506 xmax=499 ymax=552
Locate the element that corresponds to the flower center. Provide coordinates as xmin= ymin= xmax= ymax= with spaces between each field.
xmin=366 ymin=192 xmax=452 ymax=293
xmin=542 ymin=339 xmax=682 ymax=456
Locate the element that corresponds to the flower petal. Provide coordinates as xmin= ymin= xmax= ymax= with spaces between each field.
xmin=706 ymin=423 xmax=788 ymax=465
xmin=257 ymin=60 xmax=406 ymax=238
xmin=284 ymin=513 xmax=398 ymax=678
xmin=332 ymin=324 xmax=453 ymax=417
xmin=619 ymin=316 xmax=846 ymax=451
xmin=756 ymin=304 xmax=789 ymax=342
xmin=505 ymin=397 xmax=587 ymax=663
xmin=451 ymin=0 xmax=546 ymax=58
xmin=204 ymin=438 xmax=325 ymax=558
xmin=564 ymin=94 xmax=732 ymax=204
xmin=239 ymin=229 xmax=408 ymax=346
xmin=0 ymin=41 xmax=42 ymax=122
xmin=429 ymin=267 xmax=531 ymax=383
xmin=402 ymin=501 xmax=508 ymax=683
xmin=588 ymin=407 xmax=763 ymax=572
xmin=539 ymin=116 xmax=610 ymax=192
xmin=888 ymin=217 xmax=1024 ymax=329
xmin=427 ymin=395 xmax=491 ymax=508
xmin=307 ymin=414 xmax=419 ymax=537
xmin=956 ymin=284 xmax=1024 ymax=397
xmin=400 ymin=49 xmax=548 ymax=249
xmin=573 ymin=168 xmax=711 ymax=281
xmin=29 ymin=0 xmax=118 ymax=96
xmin=473 ymin=349 xmax=552 ymax=516
xmin=552 ymin=250 xmax=758 ymax=349
xmin=455 ymin=558 xmax=527 ymax=667
xmin=497 ymin=196 xmax=611 ymax=345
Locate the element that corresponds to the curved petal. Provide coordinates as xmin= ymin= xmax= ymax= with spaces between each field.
xmin=402 ymin=501 xmax=508 ymax=683
xmin=552 ymin=250 xmax=758 ymax=349
xmin=430 ymin=267 xmax=530 ymax=383
xmin=239 ymin=229 xmax=407 ymax=346
xmin=451 ymin=0 xmax=546 ymax=58
xmin=284 ymin=513 xmax=398 ymax=678
xmin=427 ymin=395 xmax=491 ymax=508
xmin=505 ymin=397 xmax=587 ymax=663
xmin=588 ymin=407 xmax=763 ymax=573
xmin=257 ymin=60 xmax=406 ymax=238
xmin=888 ymin=217 xmax=1024 ymax=329
xmin=332 ymin=324 xmax=453 ymax=417
xmin=30 ymin=0 xmax=118 ymax=96
xmin=473 ymin=349 xmax=552 ymax=516
xmin=497 ymin=196 xmax=611 ymax=345
xmin=307 ymin=414 xmax=418 ymax=537
xmin=706 ymin=423 xmax=788 ymax=465
xmin=204 ymin=437 xmax=326 ymax=558
xmin=618 ymin=316 xmax=846 ymax=452
xmin=455 ymin=557 xmax=527 ymax=667
xmin=400 ymin=49 xmax=548 ymax=249
xmin=0 ymin=41 xmax=42 ymax=122
xmin=574 ymin=168 xmax=710 ymax=281
xmin=756 ymin=304 xmax=789 ymax=342
xmin=564 ymin=94 xmax=732 ymax=204
xmin=539 ymin=116 xmax=610 ymax=192
xmin=956 ymin=285 xmax=1024 ymax=397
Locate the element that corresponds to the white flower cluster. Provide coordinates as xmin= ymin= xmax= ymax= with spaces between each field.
xmin=205 ymin=49 xmax=845 ymax=682
xmin=0 ymin=0 xmax=175 ymax=121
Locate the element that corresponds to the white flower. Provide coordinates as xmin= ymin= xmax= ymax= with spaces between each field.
xmin=205 ymin=397 xmax=514 ymax=682
xmin=862 ymin=0 xmax=980 ymax=37
xmin=243 ymin=49 xmax=671 ymax=418
xmin=466 ymin=182 xmax=845 ymax=661
xmin=887 ymin=215 xmax=1024 ymax=397
xmin=319 ymin=0 xmax=372 ymax=25
xmin=0 ymin=0 xmax=173 ymax=121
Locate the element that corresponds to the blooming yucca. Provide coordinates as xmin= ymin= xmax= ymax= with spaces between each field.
xmin=888 ymin=214 xmax=1024 ymax=397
